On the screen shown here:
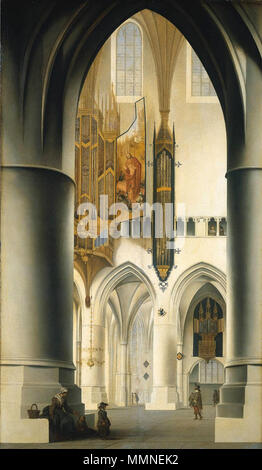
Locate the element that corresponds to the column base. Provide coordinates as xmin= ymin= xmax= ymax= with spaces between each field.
xmin=82 ymin=386 xmax=108 ymax=410
xmin=145 ymin=386 xmax=178 ymax=410
xmin=215 ymin=364 xmax=262 ymax=442
xmin=0 ymin=418 xmax=49 ymax=444
xmin=0 ymin=364 xmax=84 ymax=443
xmin=215 ymin=416 xmax=262 ymax=443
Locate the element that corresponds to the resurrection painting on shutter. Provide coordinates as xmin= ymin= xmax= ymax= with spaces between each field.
xmin=116 ymin=98 xmax=146 ymax=208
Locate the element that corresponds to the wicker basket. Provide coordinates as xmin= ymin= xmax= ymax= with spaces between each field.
xmin=27 ymin=403 xmax=40 ymax=419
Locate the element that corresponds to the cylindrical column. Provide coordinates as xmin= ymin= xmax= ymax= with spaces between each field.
xmin=215 ymin=168 xmax=262 ymax=442
xmin=153 ymin=325 xmax=173 ymax=385
xmin=116 ymin=342 xmax=129 ymax=406
xmin=227 ymin=169 xmax=262 ymax=364
xmin=176 ymin=343 xmax=183 ymax=405
xmin=1 ymin=167 xmax=74 ymax=366
xmin=0 ymin=166 xmax=84 ymax=442
xmin=146 ymin=321 xmax=178 ymax=410
xmin=215 ymin=53 xmax=262 ymax=443
xmin=81 ymin=320 xmax=107 ymax=409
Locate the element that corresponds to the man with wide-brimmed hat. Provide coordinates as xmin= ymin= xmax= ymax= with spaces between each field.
xmin=97 ymin=402 xmax=111 ymax=438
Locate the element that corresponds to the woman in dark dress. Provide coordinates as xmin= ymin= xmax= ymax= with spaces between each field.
xmin=40 ymin=388 xmax=77 ymax=441
xmin=41 ymin=387 xmax=97 ymax=441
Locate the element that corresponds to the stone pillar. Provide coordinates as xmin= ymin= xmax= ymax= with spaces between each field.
xmin=0 ymin=166 xmax=84 ymax=443
xmin=205 ymin=217 xmax=209 ymax=237
xmin=183 ymin=371 xmax=189 ymax=407
xmin=81 ymin=321 xmax=107 ymax=410
xmin=176 ymin=343 xmax=184 ymax=407
xmin=146 ymin=321 xmax=178 ymax=410
xmin=215 ymin=53 xmax=262 ymax=442
xmin=115 ymin=342 xmax=130 ymax=406
xmin=216 ymin=217 xmax=221 ymax=236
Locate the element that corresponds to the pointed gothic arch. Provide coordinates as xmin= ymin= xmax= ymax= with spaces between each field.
xmin=92 ymin=261 xmax=156 ymax=325
xmin=170 ymin=262 xmax=226 ymax=342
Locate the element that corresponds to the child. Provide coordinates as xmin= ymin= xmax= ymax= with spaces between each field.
xmin=97 ymin=402 xmax=111 ymax=438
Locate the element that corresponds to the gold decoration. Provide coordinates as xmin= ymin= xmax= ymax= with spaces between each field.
xmin=213 ymin=301 xmax=218 ymax=319
xmin=194 ymin=298 xmax=224 ymax=362
xmin=199 ymin=302 xmax=204 ymax=320
xmin=87 ymin=358 xmax=95 ymax=368
xmin=198 ymin=335 xmax=216 ymax=363
xmin=74 ymin=78 xmax=119 ymax=266
xmin=158 ymin=266 xmax=169 ymax=279
xmin=153 ymin=116 xmax=175 ymax=283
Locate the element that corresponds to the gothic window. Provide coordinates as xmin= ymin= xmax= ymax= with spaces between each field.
xmin=219 ymin=218 xmax=227 ymax=236
xmin=199 ymin=359 xmax=224 ymax=384
xmin=116 ymin=22 xmax=142 ymax=97
xmin=176 ymin=218 xmax=185 ymax=236
xmin=191 ymin=49 xmax=216 ymax=97
xmin=187 ymin=218 xmax=195 ymax=236
xmin=208 ymin=218 xmax=217 ymax=236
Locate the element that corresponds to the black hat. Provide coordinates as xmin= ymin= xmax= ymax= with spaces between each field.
xmin=98 ymin=402 xmax=108 ymax=408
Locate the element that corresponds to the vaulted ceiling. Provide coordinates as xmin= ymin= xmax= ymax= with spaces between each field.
xmin=135 ymin=10 xmax=185 ymax=112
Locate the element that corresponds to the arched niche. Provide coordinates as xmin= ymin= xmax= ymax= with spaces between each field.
xmin=183 ymin=282 xmax=226 ymax=360
xmin=101 ymin=266 xmax=153 ymax=406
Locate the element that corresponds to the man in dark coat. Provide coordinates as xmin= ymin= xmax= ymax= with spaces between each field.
xmin=189 ymin=386 xmax=203 ymax=420
xmin=213 ymin=389 xmax=219 ymax=406
xmin=97 ymin=402 xmax=111 ymax=438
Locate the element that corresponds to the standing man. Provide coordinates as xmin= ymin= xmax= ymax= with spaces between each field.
xmin=189 ymin=386 xmax=203 ymax=420
xmin=97 ymin=402 xmax=111 ymax=438
xmin=213 ymin=389 xmax=219 ymax=406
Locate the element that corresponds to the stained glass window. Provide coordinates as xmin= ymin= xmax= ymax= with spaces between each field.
xmin=191 ymin=49 xmax=216 ymax=97
xmin=116 ymin=22 xmax=142 ymax=96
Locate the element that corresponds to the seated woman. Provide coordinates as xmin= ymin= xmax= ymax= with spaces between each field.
xmin=40 ymin=387 xmax=78 ymax=441
xmin=41 ymin=388 xmax=97 ymax=442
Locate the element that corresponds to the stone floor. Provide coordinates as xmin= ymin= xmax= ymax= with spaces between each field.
xmin=0 ymin=405 xmax=261 ymax=449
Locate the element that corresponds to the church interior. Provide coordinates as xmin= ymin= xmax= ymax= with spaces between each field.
xmin=1 ymin=0 xmax=262 ymax=447
xmin=73 ymin=10 xmax=227 ymax=413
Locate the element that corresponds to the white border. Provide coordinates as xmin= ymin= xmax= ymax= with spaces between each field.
xmin=186 ymin=42 xmax=219 ymax=104
xmin=111 ymin=19 xmax=143 ymax=103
